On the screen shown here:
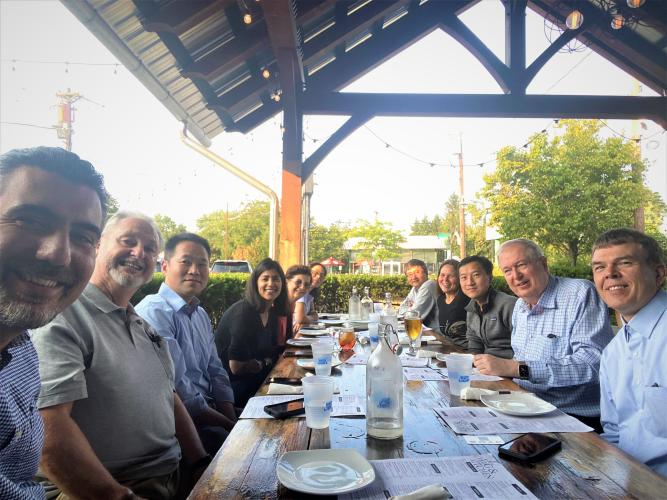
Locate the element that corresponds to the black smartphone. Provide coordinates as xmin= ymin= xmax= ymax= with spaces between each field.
xmin=282 ymin=350 xmax=311 ymax=358
xmin=263 ymin=399 xmax=305 ymax=419
xmin=269 ymin=377 xmax=302 ymax=385
xmin=498 ymin=433 xmax=561 ymax=463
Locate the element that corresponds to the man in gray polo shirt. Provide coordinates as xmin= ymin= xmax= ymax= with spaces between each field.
xmin=32 ymin=212 xmax=209 ymax=500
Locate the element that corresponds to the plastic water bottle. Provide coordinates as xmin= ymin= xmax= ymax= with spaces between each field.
xmin=360 ymin=287 xmax=373 ymax=320
xmin=366 ymin=324 xmax=403 ymax=439
xmin=348 ymin=286 xmax=361 ymax=320
xmin=368 ymin=313 xmax=380 ymax=351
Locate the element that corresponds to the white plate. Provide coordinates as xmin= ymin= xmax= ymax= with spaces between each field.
xmin=287 ymin=338 xmax=317 ymax=346
xmin=276 ymin=449 xmax=375 ymax=495
xmin=299 ymin=329 xmax=331 ymax=337
xmin=319 ymin=318 xmax=344 ymax=325
xmin=297 ymin=356 xmax=344 ymax=370
xmin=480 ymin=392 xmax=557 ymax=416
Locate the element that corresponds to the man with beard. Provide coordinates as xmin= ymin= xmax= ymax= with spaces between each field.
xmin=0 ymin=146 xmax=106 ymax=498
xmin=32 ymin=212 xmax=210 ymax=499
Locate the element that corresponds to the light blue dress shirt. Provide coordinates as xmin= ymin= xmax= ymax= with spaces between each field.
xmin=600 ymin=289 xmax=667 ymax=477
xmin=136 ymin=283 xmax=234 ymax=416
xmin=512 ymin=276 xmax=614 ymax=416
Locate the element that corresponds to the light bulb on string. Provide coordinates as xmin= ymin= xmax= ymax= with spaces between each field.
xmin=611 ymin=15 xmax=625 ymax=29
xmin=262 ymin=68 xmax=270 ymax=79
xmin=565 ymin=10 xmax=583 ymax=30
xmin=243 ymin=12 xmax=252 ymax=24
xmin=627 ymin=0 xmax=644 ymax=7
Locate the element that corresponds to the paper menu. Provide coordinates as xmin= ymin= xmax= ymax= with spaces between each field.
xmin=239 ymin=394 xmax=366 ymax=419
xmin=340 ymin=453 xmax=537 ymax=500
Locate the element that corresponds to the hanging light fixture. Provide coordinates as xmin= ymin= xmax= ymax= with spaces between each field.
xmin=243 ymin=12 xmax=252 ymax=24
xmin=566 ymin=10 xmax=584 ymax=30
xmin=627 ymin=0 xmax=645 ymax=8
xmin=611 ymin=14 xmax=625 ymax=29
xmin=262 ymin=68 xmax=270 ymax=79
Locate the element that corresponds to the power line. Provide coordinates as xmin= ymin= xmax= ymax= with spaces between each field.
xmin=1 ymin=58 xmax=119 ymax=67
xmin=1 ymin=121 xmax=54 ymax=130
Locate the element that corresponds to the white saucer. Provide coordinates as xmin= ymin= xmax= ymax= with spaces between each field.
xmin=287 ymin=338 xmax=317 ymax=346
xmin=480 ymin=392 xmax=557 ymax=416
xmin=297 ymin=356 xmax=344 ymax=370
xmin=319 ymin=318 xmax=344 ymax=326
xmin=276 ymin=449 xmax=375 ymax=495
xmin=299 ymin=329 xmax=331 ymax=337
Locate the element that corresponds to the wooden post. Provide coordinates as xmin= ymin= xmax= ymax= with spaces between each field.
xmin=280 ymin=170 xmax=302 ymax=268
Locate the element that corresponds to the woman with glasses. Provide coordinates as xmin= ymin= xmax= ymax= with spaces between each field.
xmin=293 ymin=262 xmax=327 ymax=329
xmin=285 ymin=265 xmax=312 ymax=334
xmin=215 ymin=258 xmax=289 ymax=406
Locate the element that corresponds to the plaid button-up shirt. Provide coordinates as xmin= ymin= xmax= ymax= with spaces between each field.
xmin=0 ymin=332 xmax=45 ymax=499
xmin=511 ymin=276 xmax=614 ymax=416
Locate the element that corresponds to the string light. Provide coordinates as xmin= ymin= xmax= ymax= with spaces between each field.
xmin=262 ymin=68 xmax=270 ymax=79
xmin=243 ymin=12 xmax=252 ymax=24
xmin=565 ymin=10 xmax=584 ymax=30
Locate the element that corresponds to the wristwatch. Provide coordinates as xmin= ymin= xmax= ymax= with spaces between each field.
xmin=518 ymin=362 xmax=530 ymax=380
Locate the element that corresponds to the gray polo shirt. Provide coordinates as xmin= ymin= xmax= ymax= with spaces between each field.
xmin=32 ymin=283 xmax=181 ymax=483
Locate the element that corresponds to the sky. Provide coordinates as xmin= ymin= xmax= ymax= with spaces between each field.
xmin=1 ymin=0 xmax=665 ymax=235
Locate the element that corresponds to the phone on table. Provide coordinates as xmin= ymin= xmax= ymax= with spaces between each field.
xmin=498 ymin=433 xmax=561 ymax=463
xmin=263 ymin=398 xmax=305 ymax=419
xmin=283 ymin=350 xmax=311 ymax=358
xmin=269 ymin=377 xmax=302 ymax=385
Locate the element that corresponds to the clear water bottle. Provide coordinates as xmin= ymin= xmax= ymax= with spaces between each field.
xmin=366 ymin=324 xmax=403 ymax=439
xmin=348 ymin=286 xmax=361 ymax=321
xmin=380 ymin=292 xmax=398 ymax=332
xmin=368 ymin=313 xmax=380 ymax=351
xmin=360 ymin=287 xmax=373 ymax=320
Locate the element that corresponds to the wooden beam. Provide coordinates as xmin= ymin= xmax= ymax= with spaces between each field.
xmin=300 ymin=92 xmax=667 ymax=128
xmin=522 ymin=26 xmax=581 ymax=90
xmin=504 ymin=0 xmax=527 ymax=93
xmin=140 ymin=0 xmax=235 ymax=36
xmin=279 ymin=170 xmax=303 ymax=268
xmin=302 ymin=112 xmax=372 ymax=179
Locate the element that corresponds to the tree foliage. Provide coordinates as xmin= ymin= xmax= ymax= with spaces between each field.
xmin=309 ymin=221 xmax=349 ymax=262
xmin=482 ymin=120 xmax=665 ymax=266
xmin=197 ymin=200 xmax=269 ymax=265
xmin=410 ymin=215 xmax=445 ymax=235
xmin=153 ymin=214 xmax=187 ymax=242
xmin=349 ymin=219 xmax=405 ymax=262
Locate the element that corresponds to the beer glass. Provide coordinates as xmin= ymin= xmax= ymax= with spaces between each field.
xmin=404 ymin=309 xmax=422 ymax=355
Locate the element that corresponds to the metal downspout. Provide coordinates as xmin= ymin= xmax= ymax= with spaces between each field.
xmin=180 ymin=125 xmax=279 ymax=260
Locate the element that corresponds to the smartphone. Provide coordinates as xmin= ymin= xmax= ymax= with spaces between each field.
xmin=264 ymin=399 xmax=305 ymax=419
xmin=283 ymin=350 xmax=311 ymax=358
xmin=498 ymin=433 xmax=561 ymax=463
xmin=269 ymin=377 xmax=302 ymax=385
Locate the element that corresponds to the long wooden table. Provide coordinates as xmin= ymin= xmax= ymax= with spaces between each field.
xmin=190 ymin=334 xmax=667 ymax=499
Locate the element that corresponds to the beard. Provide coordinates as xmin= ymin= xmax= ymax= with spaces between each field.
xmin=108 ymin=257 xmax=151 ymax=289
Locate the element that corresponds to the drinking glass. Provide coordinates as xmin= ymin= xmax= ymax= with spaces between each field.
xmin=404 ymin=309 xmax=422 ymax=355
xmin=337 ymin=326 xmax=356 ymax=351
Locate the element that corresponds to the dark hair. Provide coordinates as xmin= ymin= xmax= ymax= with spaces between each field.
xmin=164 ymin=232 xmax=211 ymax=260
xmin=285 ymin=265 xmax=311 ymax=281
xmin=309 ymin=262 xmax=327 ymax=278
xmin=593 ymin=228 xmax=665 ymax=266
xmin=459 ymin=255 xmax=493 ymax=276
xmin=405 ymin=259 xmax=428 ymax=276
xmin=436 ymin=259 xmax=461 ymax=296
xmin=308 ymin=262 xmax=327 ymax=300
xmin=245 ymin=258 xmax=288 ymax=314
xmin=0 ymin=146 xmax=108 ymax=219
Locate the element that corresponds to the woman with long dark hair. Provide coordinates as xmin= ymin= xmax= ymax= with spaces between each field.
xmin=215 ymin=258 xmax=289 ymax=406
xmin=435 ymin=259 xmax=469 ymax=349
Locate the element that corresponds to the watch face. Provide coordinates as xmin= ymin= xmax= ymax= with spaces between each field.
xmin=519 ymin=364 xmax=530 ymax=379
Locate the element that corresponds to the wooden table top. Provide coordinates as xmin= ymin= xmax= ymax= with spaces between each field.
xmin=190 ymin=333 xmax=667 ymax=499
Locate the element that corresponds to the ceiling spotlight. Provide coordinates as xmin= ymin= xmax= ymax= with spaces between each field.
xmin=565 ymin=10 xmax=583 ymax=30
xmin=262 ymin=68 xmax=270 ymax=79
xmin=627 ymin=0 xmax=645 ymax=7
xmin=611 ymin=14 xmax=625 ymax=29
xmin=243 ymin=12 xmax=252 ymax=24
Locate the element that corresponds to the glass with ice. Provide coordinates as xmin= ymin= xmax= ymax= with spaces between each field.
xmin=301 ymin=376 xmax=335 ymax=429
xmin=444 ymin=353 xmax=474 ymax=396
xmin=311 ymin=339 xmax=333 ymax=376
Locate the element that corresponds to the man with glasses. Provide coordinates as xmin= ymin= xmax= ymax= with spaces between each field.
xmin=398 ymin=259 xmax=439 ymax=330
xmin=473 ymin=239 xmax=613 ymax=432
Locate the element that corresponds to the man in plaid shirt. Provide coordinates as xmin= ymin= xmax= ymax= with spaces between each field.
xmin=474 ymin=238 xmax=614 ymax=432
xmin=0 ymin=147 xmax=106 ymax=498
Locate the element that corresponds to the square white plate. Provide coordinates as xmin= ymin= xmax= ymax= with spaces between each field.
xmin=480 ymin=392 xmax=556 ymax=416
xmin=276 ymin=448 xmax=375 ymax=495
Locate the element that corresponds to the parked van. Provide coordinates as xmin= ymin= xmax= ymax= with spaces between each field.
xmin=210 ymin=260 xmax=252 ymax=274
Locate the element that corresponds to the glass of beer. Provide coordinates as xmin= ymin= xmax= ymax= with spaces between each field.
xmin=404 ymin=309 xmax=422 ymax=355
xmin=337 ymin=326 xmax=357 ymax=351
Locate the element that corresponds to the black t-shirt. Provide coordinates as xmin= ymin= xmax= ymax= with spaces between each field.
xmin=436 ymin=290 xmax=469 ymax=348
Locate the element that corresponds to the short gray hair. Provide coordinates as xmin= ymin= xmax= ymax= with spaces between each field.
xmin=497 ymin=238 xmax=544 ymax=263
xmin=102 ymin=211 xmax=163 ymax=250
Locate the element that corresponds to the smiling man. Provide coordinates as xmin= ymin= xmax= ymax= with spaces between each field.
xmin=0 ymin=146 xmax=106 ymax=498
xmin=398 ymin=259 xmax=439 ymax=330
xmin=474 ymin=238 xmax=614 ymax=432
xmin=32 ymin=213 xmax=209 ymax=499
xmin=592 ymin=228 xmax=667 ymax=477
xmin=137 ymin=233 xmax=236 ymax=455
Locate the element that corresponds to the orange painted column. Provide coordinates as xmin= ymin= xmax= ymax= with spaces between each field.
xmin=279 ymin=169 xmax=302 ymax=269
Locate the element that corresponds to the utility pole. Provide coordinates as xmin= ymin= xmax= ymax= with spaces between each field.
xmin=631 ymin=80 xmax=645 ymax=232
xmin=55 ymin=89 xmax=82 ymax=151
xmin=457 ymin=133 xmax=466 ymax=258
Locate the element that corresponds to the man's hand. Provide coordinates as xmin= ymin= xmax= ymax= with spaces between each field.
xmin=473 ymin=354 xmax=519 ymax=377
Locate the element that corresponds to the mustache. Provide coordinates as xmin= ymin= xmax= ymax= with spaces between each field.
xmin=13 ymin=262 xmax=77 ymax=287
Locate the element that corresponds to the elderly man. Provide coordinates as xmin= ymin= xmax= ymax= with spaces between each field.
xmin=137 ymin=233 xmax=236 ymax=455
xmin=0 ymin=147 xmax=106 ymax=498
xmin=474 ymin=239 xmax=614 ymax=432
xmin=33 ymin=213 xmax=209 ymax=499
xmin=398 ymin=259 xmax=439 ymax=330
xmin=592 ymin=229 xmax=667 ymax=476
xmin=459 ymin=255 xmax=516 ymax=359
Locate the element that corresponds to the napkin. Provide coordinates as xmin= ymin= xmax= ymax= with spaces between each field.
xmin=459 ymin=387 xmax=497 ymax=400
xmin=389 ymin=484 xmax=452 ymax=500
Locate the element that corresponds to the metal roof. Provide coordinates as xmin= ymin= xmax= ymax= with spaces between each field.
xmin=63 ymin=0 xmax=667 ymax=144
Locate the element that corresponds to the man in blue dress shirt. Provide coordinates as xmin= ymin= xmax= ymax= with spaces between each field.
xmin=137 ymin=233 xmax=236 ymax=454
xmin=0 ymin=147 xmax=106 ymax=498
xmin=474 ymin=238 xmax=614 ymax=432
xmin=592 ymin=228 xmax=667 ymax=477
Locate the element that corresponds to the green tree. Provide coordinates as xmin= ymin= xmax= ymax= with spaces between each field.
xmin=441 ymin=193 xmax=489 ymax=258
xmin=482 ymin=119 xmax=664 ymax=266
xmin=309 ymin=221 xmax=349 ymax=262
xmin=106 ymin=194 xmax=119 ymax=220
xmin=410 ymin=215 xmax=444 ymax=235
xmin=349 ymin=219 xmax=405 ymax=263
xmin=197 ymin=200 xmax=269 ymax=265
xmin=153 ymin=214 xmax=187 ymax=242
